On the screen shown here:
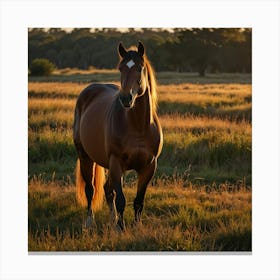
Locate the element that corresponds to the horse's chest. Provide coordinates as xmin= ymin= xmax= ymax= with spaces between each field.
xmin=122 ymin=138 xmax=153 ymax=171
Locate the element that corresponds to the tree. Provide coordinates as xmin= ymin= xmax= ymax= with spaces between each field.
xmin=28 ymin=28 xmax=251 ymax=74
xmin=177 ymin=28 xmax=248 ymax=76
xmin=29 ymin=58 xmax=55 ymax=76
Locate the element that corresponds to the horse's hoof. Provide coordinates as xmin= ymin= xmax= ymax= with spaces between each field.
xmin=114 ymin=225 xmax=123 ymax=233
xmin=114 ymin=220 xmax=125 ymax=233
xmin=131 ymin=220 xmax=142 ymax=228
xmin=110 ymin=214 xmax=118 ymax=225
xmin=85 ymin=216 xmax=96 ymax=230
xmin=117 ymin=220 xmax=125 ymax=232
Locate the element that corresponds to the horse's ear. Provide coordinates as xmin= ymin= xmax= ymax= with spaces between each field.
xmin=118 ymin=42 xmax=127 ymax=58
xmin=138 ymin=41 xmax=145 ymax=57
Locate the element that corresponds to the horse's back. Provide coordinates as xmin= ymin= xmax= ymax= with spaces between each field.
xmin=74 ymin=83 xmax=119 ymax=168
xmin=76 ymin=83 xmax=119 ymax=111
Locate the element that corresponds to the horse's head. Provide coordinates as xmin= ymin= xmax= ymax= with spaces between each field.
xmin=118 ymin=41 xmax=148 ymax=109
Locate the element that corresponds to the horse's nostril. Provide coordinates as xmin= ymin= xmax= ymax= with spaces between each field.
xmin=120 ymin=94 xmax=133 ymax=108
xmin=123 ymin=94 xmax=132 ymax=103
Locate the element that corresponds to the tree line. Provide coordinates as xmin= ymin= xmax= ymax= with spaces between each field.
xmin=28 ymin=28 xmax=251 ymax=76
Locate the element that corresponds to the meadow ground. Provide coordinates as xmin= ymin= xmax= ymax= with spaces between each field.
xmin=28 ymin=71 xmax=252 ymax=251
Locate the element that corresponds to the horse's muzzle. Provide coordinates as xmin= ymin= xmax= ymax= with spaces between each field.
xmin=119 ymin=93 xmax=134 ymax=109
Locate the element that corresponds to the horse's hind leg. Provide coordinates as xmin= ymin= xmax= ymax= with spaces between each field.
xmin=77 ymin=146 xmax=95 ymax=228
xmin=74 ymin=107 xmax=95 ymax=228
xmin=109 ymin=155 xmax=126 ymax=231
xmin=134 ymin=160 xmax=157 ymax=222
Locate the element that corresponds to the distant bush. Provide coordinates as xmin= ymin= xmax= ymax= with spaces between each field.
xmin=29 ymin=58 xmax=55 ymax=76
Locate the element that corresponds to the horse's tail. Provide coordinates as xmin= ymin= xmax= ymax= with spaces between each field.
xmin=75 ymin=159 xmax=105 ymax=212
xmin=91 ymin=163 xmax=105 ymax=211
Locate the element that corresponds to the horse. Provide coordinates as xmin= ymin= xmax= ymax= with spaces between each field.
xmin=73 ymin=41 xmax=163 ymax=231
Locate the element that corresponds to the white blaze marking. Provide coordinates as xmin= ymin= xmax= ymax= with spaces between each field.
xmin=126 ymin=59 xmax=135 ymax=68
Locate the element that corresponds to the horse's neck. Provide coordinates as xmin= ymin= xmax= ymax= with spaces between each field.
xmin=127 ymin=89 xmax=154 ymax=134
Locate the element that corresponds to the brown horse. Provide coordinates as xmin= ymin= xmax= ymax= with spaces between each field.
xmin=73 ymin=41 xmax=163 ymax=231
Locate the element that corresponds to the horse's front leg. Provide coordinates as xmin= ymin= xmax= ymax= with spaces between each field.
xmin=134 ymin=160 xmax=157 ymax=222
xmin=104 ymin=179 xmax=117 ymax=225
xmin=109 ymin=155 xmax=126 ymax=231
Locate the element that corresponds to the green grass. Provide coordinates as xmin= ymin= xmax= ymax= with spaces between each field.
xmin=28 ymin=71 xmax=252 ymax=251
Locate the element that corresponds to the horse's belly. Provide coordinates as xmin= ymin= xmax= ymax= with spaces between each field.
xmin=80 ymin=104 xmax=109 ymax=168
xmin=82 ymin=139 xmax=109 ymax=168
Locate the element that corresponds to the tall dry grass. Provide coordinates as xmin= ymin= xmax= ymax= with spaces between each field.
xmin=28 ymin=73 xmax=252 ymax=251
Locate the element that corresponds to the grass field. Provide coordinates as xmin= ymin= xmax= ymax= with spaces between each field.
xmin=28 ymin=71 xmax=252 ymax=251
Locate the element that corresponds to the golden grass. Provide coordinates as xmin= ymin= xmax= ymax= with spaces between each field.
xmin=53 ymin=67 xmax=118 ymax=75
xmin=29 ymin=110 xmax=73 ymax=127
xmin=28 ymin=75 xmax=252 ymax=251
xmin=158 ymin=84 xmax=251 ymax=105
xmin=160 ymin=114 xmax=251 ymax=132
xmin=28 ymin=82 xmax=251 ymax=110
xmin=28 ymin=98 xmax=75 ymax=112
xmin=28 ymin=179 xmax=251 ymax=251
xmin=158 ymin=83 xmax=251 ymax=96
xmin=28 ymin=82 xmax=84 ymax=97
